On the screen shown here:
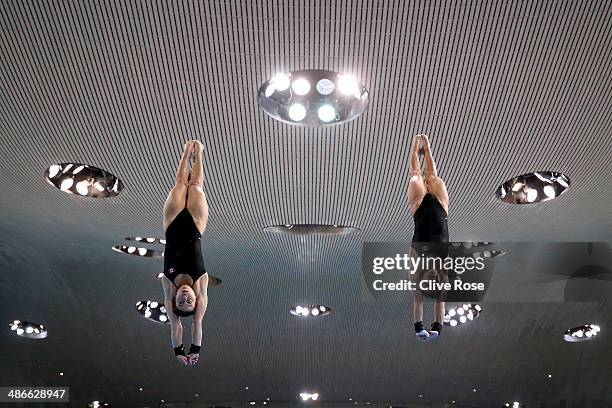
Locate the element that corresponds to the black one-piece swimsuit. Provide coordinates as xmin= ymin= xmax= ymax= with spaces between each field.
xmin=412 ymin=193 xmax=449 ymax=256
xmin=163 ymin=208 xmax=207 ymax=286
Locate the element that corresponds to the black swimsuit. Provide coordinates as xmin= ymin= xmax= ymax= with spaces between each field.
xmin=412 ymin=193 xmax=449 ymax=255
xmin=163 ymin=208 xmax=207 ymax=287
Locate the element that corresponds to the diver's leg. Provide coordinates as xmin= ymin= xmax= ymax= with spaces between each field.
xmin=421 ymin=135 xmax=449 ymax=214
xmin=186 ymin=140 xmax=209 ymax=235
xmin=413 ymin=291 xmax=429 ymax=340
xmin=408 ymin=135 xmax=427 ymax=214
xmin=163 ymin=141 xmax=193 ymax=232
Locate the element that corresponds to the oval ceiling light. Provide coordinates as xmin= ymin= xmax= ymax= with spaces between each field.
xmin=290 ymin=304 xmax=332 ymax=318
xmin=263 ymin=224 xmax=360 ymax=235
xmin=112 ymin=245 xmax=164 ymax=258
xmin=496 ymin=171 xmax=570 ymax=204
xmin=45 ymin=163 xmax=124 ymax=198
xmin=9 ymin=320 xmax=48 ymax=339
xmin=563 ymin=324 xmax=601 ymax=342
xmin=136 ymin=300 xmax=169 ymax=324
xmin=444 ymin=304 xmax=482 ymax=327
xmin=258 ymin=69 xmax=369 ymax=127
xmin=300 ymin=392 xmax=320 ymax=401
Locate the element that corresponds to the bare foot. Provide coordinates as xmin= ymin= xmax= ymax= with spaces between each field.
xmin=420 ymin=134 xmax=430 ymax=151
xmin=183 ymin=140 xmax=194 ymax=154
xmin=193 ymin=140 xmax=203 ymax=154
xmin=412 ymin=134 xmax=421 ymax=153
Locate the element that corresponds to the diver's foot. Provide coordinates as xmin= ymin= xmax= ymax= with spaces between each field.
xmin=420 ymin=134 xmax=430 ymax=147
xmin=427 ymin=322 xmax=442 ymax=340
xmin=412 ymin=134 xmax=421 ymax=153
xmin=415 ymin=330 xmax=430 ymax=341
xmin=426 ymin=330 xmax=440 ymax=341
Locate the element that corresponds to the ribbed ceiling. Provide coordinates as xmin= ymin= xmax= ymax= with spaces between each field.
xmin=0 ymin=1 xmax=611 ymax=407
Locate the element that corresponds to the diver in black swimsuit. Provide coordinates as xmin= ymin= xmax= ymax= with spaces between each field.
xmin=161 ymin=140 xmax=210 ymax=365
xmin=408 ymin=134 xmax=450 ymax=342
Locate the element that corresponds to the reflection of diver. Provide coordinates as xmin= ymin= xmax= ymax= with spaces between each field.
xmin=161 ymin=140 xmax=209 ymax=365
xmin=408 ymin=134 xmax=449 ymax=341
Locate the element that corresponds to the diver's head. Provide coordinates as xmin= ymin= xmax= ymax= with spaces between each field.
xmin=173 ymin=285 xmax=196 ymax=316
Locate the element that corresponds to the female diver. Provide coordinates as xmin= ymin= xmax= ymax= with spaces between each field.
xmin=161 ymin=140 xmax=209 ymax=364
xmin=408 ymin=134 xmax=450 ymax=341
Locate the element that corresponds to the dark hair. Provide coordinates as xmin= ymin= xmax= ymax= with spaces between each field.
xmin=172 ymin=296 xmax=196 ymax=317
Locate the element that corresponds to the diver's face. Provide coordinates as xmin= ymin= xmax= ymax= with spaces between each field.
xmin=175 ymin=285 xmax=196 ymax=312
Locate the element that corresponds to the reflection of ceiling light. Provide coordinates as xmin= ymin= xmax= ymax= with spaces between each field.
xmin=292 ymin=78 xmax=311 ymax=95
xmin=290 ymin=304 xmax=332 ymax=318
xmin=46 ymin=163 xmax=124 ymax=198
xmin=258 ymin=70 xmax=368 ymax=127
xmin=263 ymin=224 xmax=360 ymax=235
xmin=497 ymin=171 xmax=570 ymax=204
xmin=444 ymin=304 xmax=481 ymax=326
xmin=563 ymin=324 xmax=600 ymax=342
xmin=9 ymin=320 xmax=48 ymax=339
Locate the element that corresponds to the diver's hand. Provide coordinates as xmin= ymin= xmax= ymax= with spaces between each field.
xmin=187 ymin=353 xmax=200 ymax=365
xmin=176 ymin=355 xmax=189 ymax=365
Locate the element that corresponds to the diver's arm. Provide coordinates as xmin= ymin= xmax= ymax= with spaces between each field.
xmin=162 ymin=276 xmax=188 ymax=364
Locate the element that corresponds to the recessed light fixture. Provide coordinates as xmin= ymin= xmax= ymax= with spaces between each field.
xmin=135 ymin=300 xmax=169 ymax=324
xmin=258 ymin=69 xmax=369 ymax=127
xmin=112 ymin=245 xmax=164 ymax=257
xmin=496 ymin=171 xmax=570 ymax=204
xmin=299 ymin=392 xmax=319 ymax=401
xmin=504 ymin=402 xmax=523 ymax=408
xmin=125 ymin=237 xmax=166 ymax=245
xmin=469 ymin=250 xmax=506 ymax=259
xmin=290 ymin=304 xmax=332 ymax=318
xmin=444 ymin=304 xmax=482 ymax=326
xmin=563 ymin=324 xmax=600 ymax=342
xmin=45 ymin=163 xmax=124 ymax=198
xmin=8 ymin=320 xmax=48 ymax=339
xmin=263 ymin=224 xmax=360 ymax=235
xmin=87 ymin=401 xmax=110 ymax=408
xmin=450 ymin=241 xmax=492 ymax=248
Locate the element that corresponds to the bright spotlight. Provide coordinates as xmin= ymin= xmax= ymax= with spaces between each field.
xmin=60 ymin=178 xmax=74 ymax=191
xmin=543 ymin=185 xmax=556 ymax=198
xmin=292 ymin=78 xmax=311 ymax=95
xmin=317 ymin=104 xmax=336 ymax=122
xmin=338 ymin=74 xmax=359 ymax=97
xmin=271 ymin=73 xmax=290 ymax=91
xmin=316 ymin=78 xmax=335 ymax=95
xmin=288 ymin=103 xmax=307 ymax=121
